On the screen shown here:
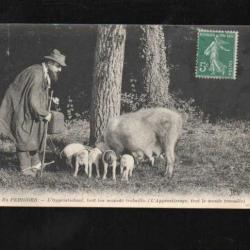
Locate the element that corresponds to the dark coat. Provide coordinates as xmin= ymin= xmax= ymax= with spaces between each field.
xmin=0 ymin=64 xmax=50 ymax=151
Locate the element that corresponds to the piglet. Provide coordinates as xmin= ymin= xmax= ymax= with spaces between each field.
xmin=102 ymin=150 xmax=117 ymax=181
xmin=120 ymin=154 xmax=135 ymax=183
xmin=88 ymin=147 xmax=102 ymax=178
xmin=60 ymin=143 xmax=89 ymax=177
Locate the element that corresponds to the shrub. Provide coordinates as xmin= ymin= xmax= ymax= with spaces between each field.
xmin=66 ymin=95 xmax=74 ymax=121
xmin=121 ymin=83 xmax=147 ymax=113
xmin=64 ymin=95 xmax=90 ymax=129
xmin=121 ymin=85 xmax=205 ymax=127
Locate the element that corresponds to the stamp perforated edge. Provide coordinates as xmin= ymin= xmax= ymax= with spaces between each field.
xmin=195 ymin=29 xmax=239 ymax=80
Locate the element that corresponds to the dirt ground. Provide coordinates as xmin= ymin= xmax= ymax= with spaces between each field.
xmin=0 ymin=118 xmax=250 ymax=197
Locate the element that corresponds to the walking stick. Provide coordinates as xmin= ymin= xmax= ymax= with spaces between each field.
xmin=40 ymin=90 xmax=54 ymax=177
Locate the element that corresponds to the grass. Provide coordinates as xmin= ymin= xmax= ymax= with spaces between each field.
xmin=1 ymin=117 xmax=250 ymax=197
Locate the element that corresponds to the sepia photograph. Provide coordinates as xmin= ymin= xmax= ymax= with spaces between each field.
xmin=0 ymin=24 xmax=249 ymax=208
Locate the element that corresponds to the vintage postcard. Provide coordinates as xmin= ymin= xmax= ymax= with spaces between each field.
xmin=0 ymin=24 xmax=249 ymax=208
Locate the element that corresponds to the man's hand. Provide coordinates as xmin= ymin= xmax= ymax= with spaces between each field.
xmin=44 ymin=112 xmax=52 ymax=122
xmin=52 ymin=97 xmax=60 ymax=105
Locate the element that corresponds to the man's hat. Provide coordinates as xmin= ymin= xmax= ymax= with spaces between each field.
xmin=44 ymin=49 xmax=66 ymax=67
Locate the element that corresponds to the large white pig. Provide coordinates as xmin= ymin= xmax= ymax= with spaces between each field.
xmin=104 ymin=108 xmax=182 ymax=178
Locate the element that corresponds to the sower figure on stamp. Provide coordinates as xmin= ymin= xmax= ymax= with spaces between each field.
xmin=204 ymin=35 xmax=230 ymax=75
xmin=0 ymin=49 xmax=66 ymax=177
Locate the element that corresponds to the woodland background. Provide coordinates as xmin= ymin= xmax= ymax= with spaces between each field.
xmin=0 ymin=25 xmax=249 ymax=197
xmin=0 ymin=24 xmax=250 ymax=122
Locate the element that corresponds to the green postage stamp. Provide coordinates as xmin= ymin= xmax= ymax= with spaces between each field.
xmin=195 ymin=29 xmax=239 ymax=79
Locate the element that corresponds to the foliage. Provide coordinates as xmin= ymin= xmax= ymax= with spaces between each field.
xmin=0 ymin=133 xmax=15 ymax=153
xmin=64 ymin=95 xmax=90 ymax=129
xmin=121 ymin=81 xmax=147 ymax=113
xmin=65 ymin=96 xmax=74 ymax=121
xmin=121 ymin=82 xmax=205 ymax=127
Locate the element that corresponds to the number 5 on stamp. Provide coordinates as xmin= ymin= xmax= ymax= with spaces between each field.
xmin=195 ymin=29 xmax=239 ymax=80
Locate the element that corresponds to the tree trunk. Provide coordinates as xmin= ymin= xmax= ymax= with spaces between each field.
xmin=90 ymin=25 xmax=126 ymax=145
xmin=140 ymin=25 xmax=170 ymax=106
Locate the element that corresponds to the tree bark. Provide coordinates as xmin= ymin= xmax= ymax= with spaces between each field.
xmin=140 ymin=25 xmax=170 ymax=106
xmin=90 ymin=25 xmax=126 ymax=145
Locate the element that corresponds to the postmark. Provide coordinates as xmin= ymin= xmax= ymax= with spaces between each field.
xmin=195 ymin=29 xmax=238 ymax=79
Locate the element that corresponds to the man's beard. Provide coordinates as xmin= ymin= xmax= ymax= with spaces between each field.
xmin=48 ymin=70 xmax=59 ymax=82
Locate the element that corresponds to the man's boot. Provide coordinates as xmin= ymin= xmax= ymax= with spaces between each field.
xmin=21 ymin=167 xmax=37 ymax=177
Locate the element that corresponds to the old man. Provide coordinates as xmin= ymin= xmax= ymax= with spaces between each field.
xmin=0 ymin=49 xmax=66 ymax=177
